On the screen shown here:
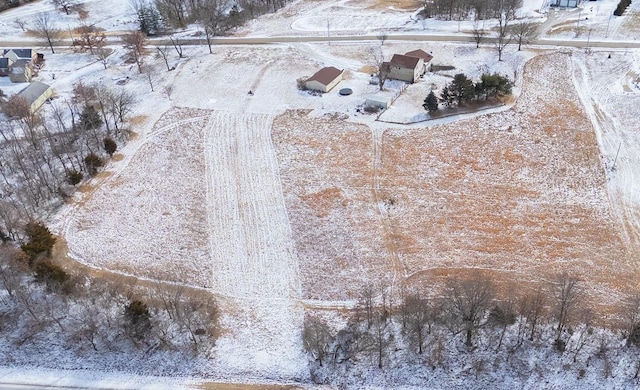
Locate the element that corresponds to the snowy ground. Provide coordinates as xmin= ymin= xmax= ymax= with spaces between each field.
xmin=2 ymin=0 xmax=640 ymax=387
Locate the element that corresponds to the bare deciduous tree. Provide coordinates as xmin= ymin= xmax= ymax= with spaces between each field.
xmin=401 ymin=294 xmax=437 ymax=355
xmin=96 ymin=47 xmax=111 ymax=69
xmin=471 ymin=19 xmax=486 ymax=48
xmin=517 ymin=289 xmax=547 ymax=343
xmin=369 ymin=46 xmax=389 ymax=91
xmin=196 ymin=0 xmax=231 ymax=54
xmin=511 ymin=21 xmax=537 ymax=51
xmin=53 ymin=0 xmax=73 ymax=15
xmin=14 ymin=18 xmax=27 ymax=32
xmin=445 ymin=273 xmax=494 ymax=348
xmin=156 ymin=46 xmax=172 ymax=71
xmin=169 ymin=35 xmax=184 ymax=58
xmin=494 ymin=9 xmax=513 ymax=61
xmin=551 ymin=272 xmax=581 ymax=348
xmin=303 ymin=315 xmax=332 ymax=366
xmin=33 ymin=13 xmax=62 ymax=54
xmin=488 ymin=295 xmax=516 ymax=351
xmin=622 ymin=292 xmax=640 ymax=347
xmin=72 ymin=23 xmax=106 ymax=54
xmin=122 ymin=31 xmax=147 ymax=73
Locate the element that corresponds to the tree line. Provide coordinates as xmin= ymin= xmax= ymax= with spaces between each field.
xmin=303 ymin=272 xmax=640 ymax=386
xmin=0 ymin=82 xmax=137 ymax=241
xmin=423 ymin=72 xmax=513 ymax=112
xmin=0 ymin=223 xmax=218 ymax=358
xmin=420 ymin=0 xmax=522 ymax=21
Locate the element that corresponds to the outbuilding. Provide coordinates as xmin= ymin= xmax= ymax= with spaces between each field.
xmin=366 ymin=92 xmax=394 ymax=110
xmin=18 ymin=81 xmax=53 ymax=114
xmin=305 ymin=66 xmax=344 ymax=93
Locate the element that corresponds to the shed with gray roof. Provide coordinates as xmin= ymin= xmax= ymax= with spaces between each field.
xmin=18 ymin=81 xmax=53 ymax=113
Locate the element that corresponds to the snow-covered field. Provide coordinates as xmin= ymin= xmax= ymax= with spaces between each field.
xmin=2 ymin=0 xmax=640 ymax=387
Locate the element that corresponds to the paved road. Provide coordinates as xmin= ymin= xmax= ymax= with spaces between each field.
xmin=1 ymin=33 xmax=639 ymax=49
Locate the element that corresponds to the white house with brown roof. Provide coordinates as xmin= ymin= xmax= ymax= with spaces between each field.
xmin=305 ymin=66 xmax=344 ymax=92
xmin=388 ymin=54 xmax=424 ymax=83
xmin=405 ymin=49 xmax=433 ymax=74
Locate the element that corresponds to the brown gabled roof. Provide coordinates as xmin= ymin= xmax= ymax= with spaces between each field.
xmin=405 ymin=49 xmax=433 ymax=62
xmin=389 ymin=54 xmax=421 ymax=70
xmin=307 ymin=66 xmax=343 ymax=86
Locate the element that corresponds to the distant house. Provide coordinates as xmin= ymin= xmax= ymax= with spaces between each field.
xmin=17 ymin=81 xmax=53 ymax=114
xmin=405 ymin=49 xmax=433 ymax=74
xmin=8 ymin=59 xmax=32 ymax=83
xmin=305 ymin=66 xmax=344 ymax=92
xmin=3 ymin=49 xmax=40 ymax=63
xmin=388 ymin=54 xmax=424 ymax=83
xmin=551 ymin=0 xmax=580 ymax=7
xmin=0 ymin=57 xmax=11 ymax=77
xmin=1 ymin=48 xmax=42 ymax=83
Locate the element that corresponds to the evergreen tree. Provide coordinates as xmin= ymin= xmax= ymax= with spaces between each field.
xmin=103 ymin=137 xmax=117 ymax=157
xmin=476 ymin=73 xmax=513 ymax=100
xmin=439 ymin=85 xmax=454 ymax=107
xmin=84 ymin=153 xmax=104 ymax=176
xmin=423 ymin=91 xmax=439 ymax=113
xmin=20 ymin=222 xmax=56 ymax=261
xmin=136 ymin=2 xmax=162 ymax=35
xmin=124 ymin=300 xmax=152 ymax=341
xmin=79 ymin=105 xmax=102 ymax=130
xmin=449 ymin=73 xmax=476 ymax=106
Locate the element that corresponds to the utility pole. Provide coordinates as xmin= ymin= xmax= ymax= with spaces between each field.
xmin=327 ymin=19 xmax=330 ymax=45
xmin=605 ymin=14 xmax=612 ymax=38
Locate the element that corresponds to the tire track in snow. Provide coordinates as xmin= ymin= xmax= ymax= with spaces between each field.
xmin=571 ymin=53 xmax=640 ymax=251
xmin=293 ymin=43 xmax=364 ymax=72
xmin=371 ymin=128 xmax=406 ymax=303
xmin=204 ymin=111 xmax=301 ymax=298
xmin=204 ymin=111 xmax=306 ymax=378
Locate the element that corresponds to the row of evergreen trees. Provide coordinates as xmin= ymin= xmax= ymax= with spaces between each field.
xmin=423 ymin=72 xmax=513 ymax=113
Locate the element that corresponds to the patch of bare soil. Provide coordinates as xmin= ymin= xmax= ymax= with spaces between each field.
xmin=274 ymin=53 xmax=636 ymax=314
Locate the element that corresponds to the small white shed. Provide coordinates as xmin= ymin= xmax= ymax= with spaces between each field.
xmin=366 ymin=92 xmax=393 ymax=109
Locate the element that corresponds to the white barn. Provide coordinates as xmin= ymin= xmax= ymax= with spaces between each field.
xmin=305 ymin=66 xmax=344 ymax=93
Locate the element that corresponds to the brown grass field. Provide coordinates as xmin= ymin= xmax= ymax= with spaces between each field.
xmin=273 ymin=53 xmax=639 ymax=315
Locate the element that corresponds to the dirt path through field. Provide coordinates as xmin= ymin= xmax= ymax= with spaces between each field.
xmin=203 ymin=111 xmax=306 ymax=379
